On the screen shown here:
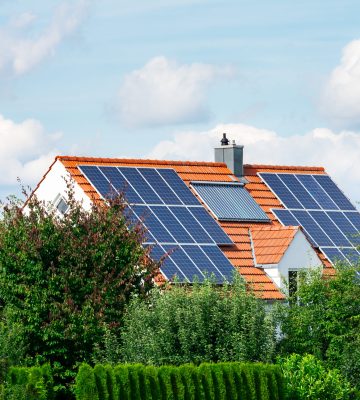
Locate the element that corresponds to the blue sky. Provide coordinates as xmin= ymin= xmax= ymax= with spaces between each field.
xmin=1 ymin=0 xmax=360 ymax=205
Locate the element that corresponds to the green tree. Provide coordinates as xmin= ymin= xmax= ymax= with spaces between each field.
xmin=0 ymin=187 xmax=158 ymax=396
xmin=275 ymin=263 xmax=360 ymax=390
xmin=120 ymin=276 xmax=275 ymax=365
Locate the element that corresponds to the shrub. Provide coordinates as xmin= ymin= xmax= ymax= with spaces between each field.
xmin=121 ymin=276 xmax=275 ymax=366
xmin=74 ymin=364 xmax=98 ymax=400
xmin=279 ymin=354 xmax=353 ymax=400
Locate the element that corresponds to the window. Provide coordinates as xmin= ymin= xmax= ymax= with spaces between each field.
xmin=288 ymin=270 xmax=298 ymax=299
xmin=54 ymin=194 xmax=69 ymax=215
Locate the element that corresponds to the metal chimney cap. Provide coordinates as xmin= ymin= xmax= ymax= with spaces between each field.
xmin=221 ymin=133 xmax=230 ymax=146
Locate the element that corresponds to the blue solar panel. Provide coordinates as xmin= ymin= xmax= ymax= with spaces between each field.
xmin=80 ymin=165 xmax=236 ymax=282
xmin=150 ymin=245 xmax=187 ymax=281
xmin=320 ymin=247 xmax=347 ymax=264
xmin=191 ymin=182 xmax=269 ymax=222
xmin=189 ymin=207 xmax=233 ymax=245
xmin=150 ymin=206 xmax=194 ymax=244
xmin=278 ymin=174 xmax=320 ymax=209
xmin=291 ymin=210 xmax=333 ymax=247
xmin=296 ymin=175 xmax=338 ymax=210
xmin=345 ymin=212 xmax=360 ymax=231
xmin=260 ymin=173 xmax=303 ymax=209
xmin=119 ymin=168 xmax=163 ymax=204
xmin=201 ymin=246 xmax=235 ymax=281
xmin=313 ymin=175 xmax=356 ymax=211
xmin=163 ymin=245 xmax=204 ymax=282
xmin=99 ymin=167 xmax=143 ymax=203
xmin=132 ymin=205 xmax=175 ymax=243
xmin=79 ymin=166 xmax=114 ymax=198
xmin=183 ymin=245 xmax=223 ymax=281
xmin=272 ymin=209 xmax=299 ymax=227
xmin=138 ymin=168 xmax=182 ymax=205
xmin=261 ymin=172 xmax=360 ymax=266
xmin=158 ymin=169 xmax=200 ymax=205
xmin=326 ymin=212 xmax=360 ymax=246
xmin=171 ymin=206 xmax=214 ymax=244
xmin=341 ymin=248 xmax=360 ymax=265
xmin=309 ymin=211 xmax=351 ymax=247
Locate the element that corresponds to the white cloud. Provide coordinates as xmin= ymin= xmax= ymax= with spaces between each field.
xmin=322 ymin=39 xmax=360 ymax=128
xmin=147 ymin=123 xmax=360 ymax=204
xmin=0 ymin=114 xmax=61 ymax=186
xmin=117 ymin=56 xmax=234 ymax=128
xmin=0 ymin=0 xmax=90 ymax=75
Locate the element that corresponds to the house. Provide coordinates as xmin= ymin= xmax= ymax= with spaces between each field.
xmin=31 ymin=134 xmax=360 ymax=301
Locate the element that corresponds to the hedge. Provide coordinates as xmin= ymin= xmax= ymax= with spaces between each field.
xmin=75 ymin=362 xmax=285 ymax=400
xmin=0 ymin=365 xmax=54 ymax=400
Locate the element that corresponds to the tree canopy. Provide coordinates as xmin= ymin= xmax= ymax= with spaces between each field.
xmin=0 ymin=188 xmax=158 ymax=394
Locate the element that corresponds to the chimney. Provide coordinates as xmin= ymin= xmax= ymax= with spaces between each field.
xmin=214 ymin=133 xmax=244 ymax=177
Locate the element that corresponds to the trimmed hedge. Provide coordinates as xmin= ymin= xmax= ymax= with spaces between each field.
xmin=0 ymin=365 xmax=54 ymax=400
xmin=75 ymin=362 xmax=285 ymax=400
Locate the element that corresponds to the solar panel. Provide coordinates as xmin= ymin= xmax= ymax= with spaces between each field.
xmin=292 ymin=210 xmax=333 ymax=247
xmin=278 ymin=174 xmax=320 ymax=210
xmin=272 ymin=209 xmax=299 ymax=227
xmin=99 ymin=167 xmax=143 ymax=203
xmin=119 ymin=167 xmax=163 ymax=204
xmin=309 ymin=211 xmax=351 ymax=247
xmin=157 ymin=169 xmax=200 ymax=206
xmin=260 ymin=173 xmax=303 ymax=209
xmin=313 ymin=175 xmax=356 ymax=211
xmin=79 ymin=165 xmax=235 ymax=282
xmin=260 ymin=172 xmax=360 ymax=266
xmin=189 ymin=207 xmax=233 ymax=245
xmin=191 ymin=182 xmax=269 ymax=222
xmin=320 ymin=247 xmax=347 ymax=264
xmin=139 ymin=168 xmax=182 ymax=205
xmin=296 ymin=175 xmax=338 ymax=210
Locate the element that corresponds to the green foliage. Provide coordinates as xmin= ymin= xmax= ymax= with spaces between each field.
xmin=0 ymin=187 xmax=158 ymax=392
xmin=93 ymin=365 xmax=108 ymax=400
xmin=275 ymin=264 xmax=360 ymax=389
xmin=2 ymin=365 xmax=53 ymax=400
xmin=280 ymin=354 xmax=353 ymax=400
xmin=0 ymin=307 xmax=27 ymax=381
xmin=74 ymin=364 xmax=98 ymax=400
xmin=121 ymin=276 xmax=275 ymax=366
xmin=74 ymin=362 xmax=284 ymax=400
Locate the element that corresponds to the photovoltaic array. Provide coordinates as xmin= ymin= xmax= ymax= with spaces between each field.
xmin=259 ymin=173 xmax=360 ymax=266
xmin=79 ymin=165 xmax=235 ymax=283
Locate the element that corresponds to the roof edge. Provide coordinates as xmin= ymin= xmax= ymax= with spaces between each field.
xmin=56 ymin=155 xmax=227 ymax=168
xmin=244 ymin=163 xmax=325 ymax=172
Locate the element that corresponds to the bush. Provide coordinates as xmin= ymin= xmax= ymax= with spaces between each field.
xmin=2 ymin=365 xmax=53 ymax=400
xmin=279 ymin=354 xmax=353 ymax=400
xmin=74 ymin=362 xmax=285 ymax=400
xmin=121 ymin=276 xmax=275 ymax=366
xmin=275 ymin=264 xmax=360 ymax=390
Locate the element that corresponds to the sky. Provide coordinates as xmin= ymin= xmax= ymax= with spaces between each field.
xmin=1 ymin=0 xmax=360 ymax=207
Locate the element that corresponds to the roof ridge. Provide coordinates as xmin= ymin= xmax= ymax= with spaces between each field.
xmin=244 ymin=163 xmax=325 ymax=172
xmin=56 ymin=155 xmax=227 ymax=168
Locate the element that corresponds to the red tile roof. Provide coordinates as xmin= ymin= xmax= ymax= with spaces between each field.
xmin=34 ymin=156 xmax=335 ymax=300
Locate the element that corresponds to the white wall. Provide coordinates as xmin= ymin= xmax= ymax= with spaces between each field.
xmin=263 ymin=230 xmax=322 ymax=289
xmin=33 ymin=159 xmax=92 ymax=210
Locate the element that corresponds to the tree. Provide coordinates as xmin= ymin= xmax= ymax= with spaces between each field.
xmin=275 ymin=263 xmax=360 ymax=390
xmin=0 ymin=186 xmax=158 ymax=396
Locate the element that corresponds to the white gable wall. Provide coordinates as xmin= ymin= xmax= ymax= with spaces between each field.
xmin=34 ymin=160 xmax=92 ymax=210
xmin=263 ymin=230 xmax=322 ymax=290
